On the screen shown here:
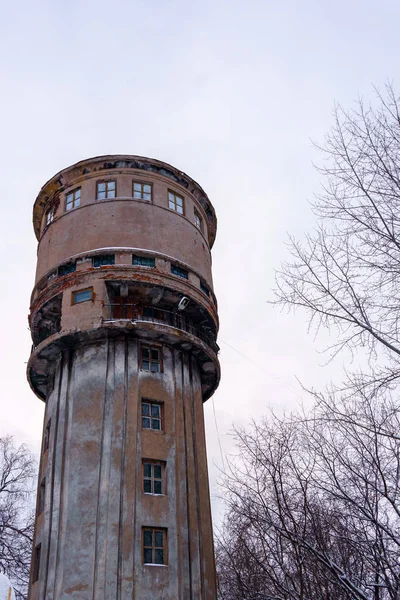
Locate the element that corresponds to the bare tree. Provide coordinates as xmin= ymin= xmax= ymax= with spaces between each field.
xmin=217 ymin=390 xmax=400 ymax=600
xmin=274 ymin=84 xmax=400 ymax=392
xmin=217 ymin=85 xmax=400 ymax=600
xmin=0 ymin=436 xmax=36 ymax=599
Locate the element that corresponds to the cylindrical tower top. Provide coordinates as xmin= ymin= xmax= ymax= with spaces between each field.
xmin=28 ymin=154 xmax=220 ymax=401
xmin=27 ymin=155 xmax=220 ymax=599
xmin=33 ymin=154 xmax=217 ymax=242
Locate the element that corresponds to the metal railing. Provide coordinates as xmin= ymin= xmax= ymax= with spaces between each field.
xmin=103 ymin=304 xmax=218 ymax=353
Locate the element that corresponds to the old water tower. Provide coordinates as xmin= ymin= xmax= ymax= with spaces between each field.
xmin=27 ymin=155 xmax=220 ymax=599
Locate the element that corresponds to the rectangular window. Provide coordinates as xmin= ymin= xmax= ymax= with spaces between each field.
xmin=44 ymin=420 xmax=51 ymax=451
xmin=141 ymin=344 xmax=162 ymax=372
xmin=171 ymin=264 xmax=188 ymax=279
xmin=92 ymin=254 xmax=115 ymax=268
xmin=38 ymin=478 xmax=45 ymax=515
xmin=72 ymin=288 xmax=93 ymax=304
xmin=66 ymin=188 xmax=81 ymax=211
xmin=200 ymin=281 xmax=210 ymax=296
xmin=33 ymin=544 xmax=41 ymax=583
xmin=97 ymin=180 xmax=116 ymax=200
xmin=133 ymin=181 xmax=152 ymax=201
xmin=58 ymin=262 xmax=76 ymax=277
xmin=194 ymin=209 xmax=202 ymax=231
xmin=143 ymin=461 xmax=165 ymax=495
xmin=143 ymin=528 xmax=167 ymax=565
xmin=142 ymin=400 xmax=163 ymax=431
xmin=168 ymin=191 xmax=184 ymax=214
xmin=46 ymin=207 xmax=55 ymax=226
xmin=133 ymin=255 xmax=155 ymax=268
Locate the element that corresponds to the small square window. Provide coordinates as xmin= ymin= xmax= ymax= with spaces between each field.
xmin=143 ymin=528 xmax=167 ymax=565
xmin=72 ymin=288 xmax=93 ymax=304
xmin=141 ymin=344 xmax=162 ymax=372
xmin=46 ymin=207 xmax=55 ymax=226
xmin=142 ymin=400 xmax=163 ymax=431
xmin=143 ymin=460 xmax=165 ymax=495
xmin=66 ymin=188 xmax=81 ymax=211
xmin=133 ymin=255 xmax=155 ymax=268
xmin=171 ymin=264 xmax=188 ymax=280
xmin=194 ymin=209 xmax=202 ymax=231
xmin=133 ymin=181 xmax=152 ymax=201
xmin=168 ymin=191 xmax=184 ymax=214
xmin=33 ymin=544 xmax=41 ymax=583
xmin=92 ymin=254 xmax=115 ymax=268
xmin=96 ymin=180 xmax=116 ymax=200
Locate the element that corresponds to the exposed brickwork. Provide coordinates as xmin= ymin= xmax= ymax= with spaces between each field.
xmin=27 ymin=156 xmax=219 ymax=600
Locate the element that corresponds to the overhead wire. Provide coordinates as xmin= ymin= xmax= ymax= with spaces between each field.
xmin=209 ymin=336 xmax=305 ymax=472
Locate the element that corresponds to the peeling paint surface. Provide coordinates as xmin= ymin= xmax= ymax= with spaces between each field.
xmin=28 ymin=156 xmax=219 ymax=599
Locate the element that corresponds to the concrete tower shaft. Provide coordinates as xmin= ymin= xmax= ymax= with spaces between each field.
xmin=27 ymin=156 xmax=220 ymax=600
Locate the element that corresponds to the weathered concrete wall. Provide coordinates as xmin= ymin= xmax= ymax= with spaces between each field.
xmin=30 ymin=337 xmax=216 ymax=600
xmin=28 ymin=155 xmax=219 ymax=599
xmin=36 ymin=187 xmax=213 ymax=285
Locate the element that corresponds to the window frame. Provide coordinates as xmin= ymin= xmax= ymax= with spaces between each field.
xmin=142 ymin=460 xmax=166 ymax=495
xmin=142 ymin=528 xmax=167 ymax=566
xmin=200 ymin=281 xmax=210 ymax=296
xmin=72 ymin=287 xmax=94 ymax=305
xmin=92 ymin=254 xmax=115 ymax=268
xmin=132 ymin=181 xmax=152 ymax=202
xmin=43 ymin=419 xmax=51 ymax=452
xmin=45 ymin=207 xmax=55 ymax=226
xmin=38 ymin=477 xmax=45 ymax=515
xmin=96 ymin=179 xmax=117 ymax=200
xmin=140 ymin=344 xmax=163 ymax=373
xmin=141 ymin=400 xmax=164 ymax=432
xmin=171 ymin=264 xmax=189 ymax=280
xmin=58 ymin=261 xmax=76 ymax=277
xmin=32 ymin=544 xmax=41 ymax=583
xmin=194 ymin=208 xmax=203 ymax=231
xmin=168 ymin=190 xmax=184 ymax=215
xmin=65 ymin=187 xmax=81 ymax=212
xmin=133 ymin=255 xmax=155 ymax=268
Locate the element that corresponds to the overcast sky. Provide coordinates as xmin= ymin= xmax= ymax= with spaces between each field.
xmin=1 ymin=0 xmax=399 ymax=526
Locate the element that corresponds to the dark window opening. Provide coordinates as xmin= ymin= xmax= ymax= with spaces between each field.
xmin=143 ymin=528 xmax=167 ymax=565
xmin=141 ymin=345 xmax=162 ymax=372
xmin=44 ymin=420 xmax=51 ymax=452
xmin=143 ymin=461 xmax=164 ymax=495
xmin=142 ymin=306 xmax=164 ymax=320
xmin=38 ymin=478 xmax=45 ymax=515
xmin=142 ymin=400 xmax=163 ymax=431
xmin=200 ymin=281 xmax=210 ymax=296
xmin=93 ymin=254 xmax=115 ymax=268
xmin=171 ymin=264 xmax=188 ymax=280
xmin=108 ymin=295 xmax=135 ymax=319
xmin=58 ymin=262 xmax=76 ymax=277
xmin=46 ymin=373 xmax=55 ymax=396
xmin=33 ymin=544 xmax=41 ymax=583
xmin=133 ymin=255 xmax=155 ymax=268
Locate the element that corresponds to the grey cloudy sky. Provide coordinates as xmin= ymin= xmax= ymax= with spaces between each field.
xmin=0 ymin=0 xmax=399 ymax=525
